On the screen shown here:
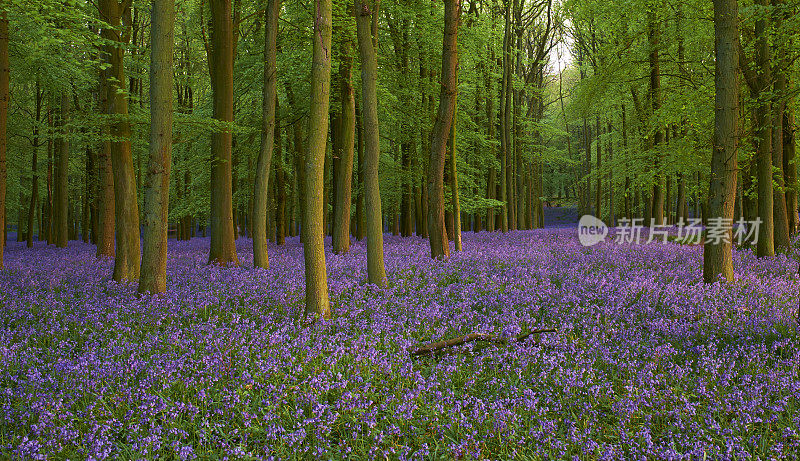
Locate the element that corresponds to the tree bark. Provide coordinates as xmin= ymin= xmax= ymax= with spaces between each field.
xmin=97 ymin=62 xmax=116 ymax=258
xmin=648 ymin=10 xmax=664 ymax=226
xmin=252 ymin=0 xmax=279 ymax=269
xmin=54 ymin=93 xmax=69 ymax=248
xmin=704 ymin=0 xmax=739 ymax=283
xmin=427 ymin=0 xmax=459 ymax=258
xmin=302 ymin=0 xmax=333 ymax=320
xmin=499 ymin=6 xmax=511 ymax=232
xmin=100 ymin=0 xmax=140 ymax=279
xmin=785 ymin=104 xmax=797 ymax=234
xmin=449 ymin=71 xmax=462 ymax=251
xmin=355 ymin=0 xmax=387 ymax=284
xmin=595 ymin=117 xmax=602 ymax=221
xmin=0 ymin=12 xmax=7 ymax=268
xmin=139 ymin=0 xmax=174 ymax=294
xmin=27 ymin=80 xmax=43 ymax=248
xmin=771 ymin=0 xmax=790 ymax=250
xmin=354 ymin=104 xmax=365 ymax=241
xmin=275 ymin=114 xmax=286 ymax=245
xmin=207 ymin=0 xmax=239 ymax=265
xmin=332 ymin=39 xmax=355 ymax=254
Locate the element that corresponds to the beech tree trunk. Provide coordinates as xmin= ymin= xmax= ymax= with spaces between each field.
xmin=0 ymin=12 xmax=7 ymax=268
xmin=785 ymin=106 xmax=797 ymax=234
xmin=448 ymin=72 xmax=462 ymax=251
xmin=27 ymin=80 xmax=42 ymax=248
xmin=303 ymin=0 xmax=333 ymax=319
xmin=595 ymin=117 xmax=602 ymax=221
xmin=755 ymin=6 xmax=774 ymax=257
xmin=355 ymin=0 xmax=387 ymax=285
xmin=704 ymin=0 xmax=739 ymax=283
xmin=499 ymin=6 xmax=511 ymax=232
xmin=275 ymin=117 xmax=286 ymax=246
xmin=101 ymin=0 xmax=140 ymax=279
xmin=207 ymin=0 xmax=239 ymax=265
xmin=648 ymin=10 xmax=664 ymax=226
xmin=354 ymin=107 xmax=365 ymax=241
xmin=332 ymin=40 xmax=355 ymax=254
xmin=54 ymin=93 xmax=69 ymax=248
xmin=771 ymin=0 xmax=790 ymax=250
xmin=139 ymin=0 xmax=174 ymax=294
xmin=97 ymin=64 xmax=116 ymax=258
xmin=252 ymin=0 xmax=279 ymax=269
xmin=426 ymin=0 xmax=459 ymax=258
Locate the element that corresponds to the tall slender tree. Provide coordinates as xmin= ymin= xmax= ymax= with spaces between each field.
xmin=253 ymin=0 xmax=279 ymax=269
xmin=100 ymin=0 xmax=140 ymax=279
xmin=206 ymin=0 xmax=238 ymax=265
xmin=427 ymin=0 xmax=460 ymax=258
xmin=54 ymin=93 xmax=69 ymax=248
xmin=332 ymin=39 xmax=356 ymax=255
xmin=139 ymin=0 xmax=175 ymax=294
xmin=355 ymin=0 xmax=386 ymax=285
xmin=704 ymin=0 xmax=740 ymax=282
xmin=0 ymin=12 xmax=7 ymax=269
xmin=303 ymin=0 xmax=333 ymax=319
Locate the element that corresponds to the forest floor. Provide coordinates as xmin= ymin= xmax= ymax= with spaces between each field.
xmin=1 ymin=208 xmax=799 ymax=459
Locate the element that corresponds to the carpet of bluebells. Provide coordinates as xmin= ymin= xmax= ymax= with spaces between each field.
xmin=1 ymin=208 xmax=800 ymax=460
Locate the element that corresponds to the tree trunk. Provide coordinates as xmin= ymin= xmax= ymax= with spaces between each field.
xmin=595 ymin=117 xmax=602 ymax=221
xmin=332 ymin=39 xmax=355 ymax=254
xmin=207 ymin=0 xmax=239 ymax=265
xmin=354 ymin=105 xmax=365 ymax=241
xmin=355 ymin=0 xmax=387 ymax=284
xmin=252 ymin=0 xmax=279 ymax=268
xmin=483 ymin=49 xmax=496 ymax=232
xmin=302 ymin=0 xmax=333 ymax=319
xmin=704 ymin=0 xmax=740 ymax=283
xmin=771 ymin=0 xmax=790 ymax=250
xmin=676 ymin=173 xmax=686 ymax=223
xmin=648 ymin=10 xmax=664 ymax=226
xmin=275 ymin=116 xmax=286 ymax=245
xmin=449 ymin=70 xmax=462 ymax=251
xmin=54 ymin=93 xmax=69 ymax=248
xmin=97 ymin=65 xmax=115 ymax=258
xmin=0 ymin=12 xmax=6 ymax=268
xmin=785 ymin=104 xmax=797 ymax=234
xmin=27 ymin=80 xmax=43 ymax=247
xmin=101 ymin=0 xmax=140 ymax=279
xmin=704 ymin=3 xmax=740 ymax=279
xmin=139 ymin=0 xmax=174 ymax=294
xmin=499 ymin=7 xmax=510 ymax=232
xmin=427 ymin=0 xmax=459 ymax=258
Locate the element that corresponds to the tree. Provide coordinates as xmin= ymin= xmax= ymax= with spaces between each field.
xmin=97 ymin=62 xmax=116 ymax=259
xmin=739 ymin=0 xmax=775 ymax=257
xmin=303 ymin=0 xmax=333 ymax=319
xmin=355 ymin=0 xmax=386 ymax=285
xmin=332 ymin=39 xmax=355 ymax=255
xmin=427 ymin=0 xmax=460 ymax=258
xmin=100 ymin=0 xmax=141 ymax=279
xmin=53 ymin=93 xmax=69 ymax=248
xmin=703 ymin=0 xmax=739 ymax=283
xmin=448 ymin=71 xmax=462 ymax=251
xmin=0 ymin=11 xmax=7 ymax=269
xmin=206 ymin=0 xmax=238 ymax=265
xmin=139 ymin=0 xmax=175 ymax=294
xmin=252 ymin=0 xmax=279 ymax=269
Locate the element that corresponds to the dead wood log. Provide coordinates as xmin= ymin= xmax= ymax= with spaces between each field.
xmin=410 ymin=328 xmax=556 ymax=357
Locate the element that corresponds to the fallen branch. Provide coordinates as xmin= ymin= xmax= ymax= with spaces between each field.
xmin=410 ymin=328 xmax=556 ymax=357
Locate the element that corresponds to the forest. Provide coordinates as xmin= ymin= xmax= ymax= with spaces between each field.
xmin=0 ymin=0 xmax=799 ymax=458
